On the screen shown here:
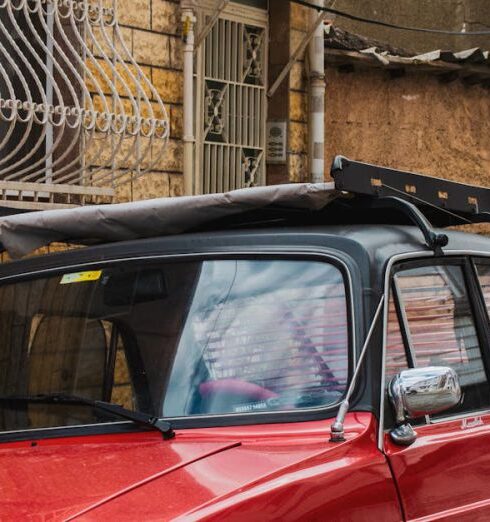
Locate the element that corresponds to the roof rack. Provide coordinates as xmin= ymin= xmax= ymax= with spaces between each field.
xmin=331 ymin=156 xmax=490 ymax=227
xmin=0 ymin=156 xmax=488 ymax=259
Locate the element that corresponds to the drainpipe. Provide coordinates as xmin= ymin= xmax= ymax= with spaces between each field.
xmin=181 ymin=1 xmax=196 ymax=195
xmin=308 ymin=0 xmax=326 ymax=183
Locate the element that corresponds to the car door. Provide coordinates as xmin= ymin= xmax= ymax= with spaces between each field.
xmin=383 ymin=258 xmax=490 ymax=521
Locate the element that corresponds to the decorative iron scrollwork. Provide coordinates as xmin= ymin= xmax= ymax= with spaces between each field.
xmin=204 ymin=81 xmax=227 ymax=141
xmin=243 ymin=26 xmax=264 ymax=85
xmin=0 ymin=0 xmax=169 ymax=192
xmin=242 ymin=148 xmax=263 ymax=187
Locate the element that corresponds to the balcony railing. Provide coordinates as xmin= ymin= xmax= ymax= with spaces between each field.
xmin=0 ymin=0 xmax=169 ymax=210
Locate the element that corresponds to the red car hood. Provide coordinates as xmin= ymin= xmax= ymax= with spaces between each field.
xmin=0 ymin=413 xmax=374 ymax=521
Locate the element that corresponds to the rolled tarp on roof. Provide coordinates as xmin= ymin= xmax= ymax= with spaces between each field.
xmin=0 ymin=183 xmax=337 ymax=259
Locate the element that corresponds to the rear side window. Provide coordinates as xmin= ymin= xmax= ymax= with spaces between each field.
xmin=386 ymin=263 xmax=490 ymax=417
xmin=475 ymin=262 xmax=490 ymax=318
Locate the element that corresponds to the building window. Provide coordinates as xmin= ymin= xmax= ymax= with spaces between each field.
xmin=195 ymin=2 xmax=268 ymax=194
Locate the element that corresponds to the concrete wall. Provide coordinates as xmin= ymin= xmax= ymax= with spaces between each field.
xmin=328 ymin=0 xmax=490 ymax=54
xmin=324 ymin=67 xmax=490 ymax=189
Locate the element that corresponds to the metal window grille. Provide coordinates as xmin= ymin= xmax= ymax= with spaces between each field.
xmin=195 ymin=3 xmax=268 ymax=194
xmin=0 ymin=0 xmax=169 ymax=210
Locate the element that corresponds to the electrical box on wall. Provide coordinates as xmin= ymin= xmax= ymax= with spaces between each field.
xmin=266 ymin=121 xmax=287 ymax=164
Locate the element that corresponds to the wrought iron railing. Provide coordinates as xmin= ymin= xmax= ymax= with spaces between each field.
xmin=0 ymin=0 xmax=169 ymax=209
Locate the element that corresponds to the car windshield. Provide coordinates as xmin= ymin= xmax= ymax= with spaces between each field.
xmin=0 ymin=259 xmax=349 ymax=432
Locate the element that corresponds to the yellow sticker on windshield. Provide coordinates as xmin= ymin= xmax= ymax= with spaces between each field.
xmin=60 ymin=270 xmax=102 ymax=285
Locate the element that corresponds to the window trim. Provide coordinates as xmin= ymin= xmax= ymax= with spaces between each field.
xmin=471 ymin=257 xmax=490 ymax=324
xmin=379 ymin=251 xmax=490 ymax=452
xmin=0 ymin=249 xmax=357 ymax=441
xmin=389 ymin=257 xmax=490 ymax=423
xmin=391 ymin=277 xmax=416 ymax=368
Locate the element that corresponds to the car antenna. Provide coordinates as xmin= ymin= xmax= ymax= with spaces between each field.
xmin=330 ymin=295 xmax=385 ymax=443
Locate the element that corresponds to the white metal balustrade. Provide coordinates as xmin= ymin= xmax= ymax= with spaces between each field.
xmin=0 ymin=0 xmax=169 ymax=210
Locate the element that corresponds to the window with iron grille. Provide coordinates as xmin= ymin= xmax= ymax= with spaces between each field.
xmin=195 ymin=3 xmax=268 ymax=194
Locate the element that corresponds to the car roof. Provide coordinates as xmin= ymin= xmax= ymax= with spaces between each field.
xmin=0 ymin=223 xmax=488 ymax=285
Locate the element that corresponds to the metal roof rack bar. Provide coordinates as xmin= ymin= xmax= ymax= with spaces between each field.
xmin=331 ymin=156 xmax=490 ymax=227
xmin=364 ymin=196 xmax=448 ymax=254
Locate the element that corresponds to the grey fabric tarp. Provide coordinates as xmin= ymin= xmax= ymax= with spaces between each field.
xmin=0 ymin=182 xmax=337 ymax=259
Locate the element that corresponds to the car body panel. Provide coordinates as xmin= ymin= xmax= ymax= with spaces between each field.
xmin=0 ymin=413 xmax=401 ymax=521
xmin=385 ymin=412 xmax=490 ymax=521
xmin=2 ymin=226 xmax=490 ymax=520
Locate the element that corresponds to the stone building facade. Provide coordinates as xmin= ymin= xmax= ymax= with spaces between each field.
xmin=0 ymin=0 xmax=487 ymax=208
xmin=119 ymin=0 xmax=490 ymax=195
xmin=105 ymin=0 xmax=315 ymax=196
xmin=88 ymin=0 xmax=311 ymax=200
xmin=104 ymin=0 xmax=185 ymax=202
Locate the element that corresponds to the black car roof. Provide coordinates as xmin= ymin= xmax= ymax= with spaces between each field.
xmin=1 ymin=156 xmax=489 ymax=265
xmin=0 ymin=223 xmax=488 ymax=286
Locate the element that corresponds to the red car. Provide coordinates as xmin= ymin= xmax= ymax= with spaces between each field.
xmin=0 ymin=157 xmax=489 ymax=520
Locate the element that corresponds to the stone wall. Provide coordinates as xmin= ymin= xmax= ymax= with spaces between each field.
xmin=267 ymin=1 xmax=311 ymax=185
xmin=324 ymin=67 xmax=490 ymax=190
xmin=288 ymin=2 xmax=310 ymax=183
xmin=92 ymin=0 xmax=184 ymax=202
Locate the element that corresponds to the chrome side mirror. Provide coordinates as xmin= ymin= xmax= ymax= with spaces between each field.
xmin=388 ymin=366 xmax=462 ymax=446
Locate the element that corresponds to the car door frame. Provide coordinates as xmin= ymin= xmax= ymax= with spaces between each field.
xmin=378 ymin=250 xmax=490 ymax=521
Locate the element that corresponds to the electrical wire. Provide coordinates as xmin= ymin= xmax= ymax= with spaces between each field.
xmin=290 ymin=0 xmax=490 ymax=36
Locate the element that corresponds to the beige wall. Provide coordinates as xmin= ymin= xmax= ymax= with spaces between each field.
xmin=99 ymin=0 xmax=184 ymax=202
xmin=327 ymin=0 xmax=490 ymax=54
xmin=288 ymin=2 xmax=310 ymax=183
xmin=324 ymin=67 xmax=490 ymax=189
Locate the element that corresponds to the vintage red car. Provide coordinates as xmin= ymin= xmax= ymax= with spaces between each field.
xmin=0 ymin=158 xmax=489 ymax=520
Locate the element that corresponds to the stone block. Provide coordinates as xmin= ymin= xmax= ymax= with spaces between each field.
xmin=290 ymin=61 xmax=307 ymax=91
xmin=153 ymin=138 xmax=183 ymax=172
xmin=85 ymin=58 xmax=113 ymax=95
xmin=290 ymin=3 xmax=309 ymax=32
xmin=170 ymin=36 xmax=183 ymax=70
xmin=114 ymin=177 xmax=132 ymax=203
xmin=115 ymin=63 xmax=154 ymax=99
xmin=170 ymin=173 xmax=184 ymax=196
xmin=85 ymin=132 xmax=113 ymax=166
xmin=140 ymin=101 xmax=168 ymax=123
xmin=90 ymin=26 xmax=133 ymax=59
xmin=290 ymin=91 xmax=308 ymax=122
xmin=289 ymin=121 xmax=308 ymax=154
xmin=152 ymin=1 xmax=180 ymax=35
xmin=133 ymin=30 xmax=171 ymax=67
xmin=152 ymin=69 xmax=184 ymax=104
xmin=290 ymin=29 xmax=307 ymax=61
xmin=289 ymin=153 xmax=308 ymax=182
xmin=116 ymin=0 xmax=151 ymax=29
xmin=170 ymin=105 xmax=183 ymax=138
xmin=131 ymin=172 xmax=170 ymax=200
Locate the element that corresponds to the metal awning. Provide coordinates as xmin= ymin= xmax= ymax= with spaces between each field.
xmin=0 ymin=0 xmax=169 ymax=209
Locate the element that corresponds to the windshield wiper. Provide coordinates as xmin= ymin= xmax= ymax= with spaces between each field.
xmin=0 ymin=394 xmax=175 ymax=440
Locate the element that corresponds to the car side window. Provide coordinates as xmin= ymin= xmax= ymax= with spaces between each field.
xmin=386 ymin=263 xmax=490 ymax=418
xmin=385 ymin=290 xmax=409 ymax=383
xmin=475 ymin=262 xmax=490 ymax=319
